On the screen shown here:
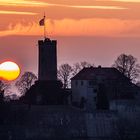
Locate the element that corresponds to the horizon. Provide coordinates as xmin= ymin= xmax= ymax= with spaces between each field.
xmin=0 ymin=0 xmax=140 ymax=78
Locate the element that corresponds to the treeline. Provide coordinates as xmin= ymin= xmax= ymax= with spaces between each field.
xmin=0 ymin=72 xmax=37 ymax=101
xmin=58 ymin=53 xmax=140 ymax=88
xmin=0 ymin=53 xmax=140 ymax=100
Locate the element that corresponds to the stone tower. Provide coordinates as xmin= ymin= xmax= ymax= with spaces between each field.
xmin=38 ymin=38 xmax=57 ymax=81
xmin=22 ymin=37 xmax=67 ymax=105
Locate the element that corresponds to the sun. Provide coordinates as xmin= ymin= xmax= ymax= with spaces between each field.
xmin=0 ymin=61 xmax=20 ymax=81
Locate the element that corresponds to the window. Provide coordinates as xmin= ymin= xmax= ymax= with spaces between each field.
xmin=89 ymin=79 xmax=97 ymax=86
xmin=89 ymin=81 xmax=92 ymax=86
xmin=81 ymin=81 xmax=84 ymax=86
xmin=93 ymin=89 xmax=97 ymax=93
xmin=75 ymin=81 xmax=78 ymax=86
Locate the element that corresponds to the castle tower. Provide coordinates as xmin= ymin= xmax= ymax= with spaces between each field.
xmin=21 ymin=18 xmax=67 ymax=105
xmin=38 ymin=38 xmax=57 ymax=81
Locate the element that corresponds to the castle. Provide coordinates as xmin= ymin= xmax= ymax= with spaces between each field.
xmin=0 ymin=37 xmax=140 ymax=140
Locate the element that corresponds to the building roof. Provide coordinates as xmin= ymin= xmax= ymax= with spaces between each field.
xmin=71 ymin=66 xmax=128 ymax=81
xmin=71 ymin=66 xmax=140 ymax=100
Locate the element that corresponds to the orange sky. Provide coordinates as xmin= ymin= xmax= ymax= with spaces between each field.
xmin=0 ymin=0 xmax=140 ymax=76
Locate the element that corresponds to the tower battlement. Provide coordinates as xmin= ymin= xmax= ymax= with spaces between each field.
xmin=38 ymin=38 xmax=56 ymax=46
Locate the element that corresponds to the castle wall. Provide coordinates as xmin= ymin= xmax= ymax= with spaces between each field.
xmin=0 ymin=105 xmax=117 ymax=140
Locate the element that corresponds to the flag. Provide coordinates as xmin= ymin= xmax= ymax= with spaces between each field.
xmin=39 ymin=17 xmax=45 ymax=26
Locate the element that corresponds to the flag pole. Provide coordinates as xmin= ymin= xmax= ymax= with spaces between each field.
xmin=44 ymin=12 xmax=46 ymax=39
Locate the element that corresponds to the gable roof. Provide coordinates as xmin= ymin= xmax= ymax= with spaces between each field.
xmin=71 ymin=67 xmax=129 ymax=81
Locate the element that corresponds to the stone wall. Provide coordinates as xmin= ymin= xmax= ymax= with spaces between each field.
xmin=0 ymin=105 xmax=117 ymax=140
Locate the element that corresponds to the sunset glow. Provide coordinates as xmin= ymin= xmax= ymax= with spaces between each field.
xmin=0 ymin=10 xmax=37 ymax=15
xmin=0 ymin=0 xmax=139 ymax=37
xmin=0 ymin=0 xmax=51 ymax=7
xmin=0 ymin=61 xmax=20 ymax=81
xmin=0 ymin=0 xmax=140 ymax=74
xmin=111 ymin=0 xmax=140 ymax=2
xmin=67 ymin=5 xmax=127 ymax=10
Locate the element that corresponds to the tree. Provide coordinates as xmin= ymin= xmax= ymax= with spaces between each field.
xmin=15 ymin=72 xmax=37 ymax=95
xmin=113 ymin=54 xmax=140 ymax=82
xmin=0 ymin=80 xmax=10 ymax=100
xmin=0 ymin=80 xmax=10 ymax=93
xmin=57 ymin=64 xmax=73 ymax=89
xmin=73 ymin=61 xmax=94 ymax=76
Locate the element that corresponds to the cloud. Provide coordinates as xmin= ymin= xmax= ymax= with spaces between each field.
xmin=62 ymin=5 xmax=127 ymax=10
xmin=0 ymin=0 xmax=127 ymax=10
xmin=0 ymin=22 xmax=38 ymax=36
xmin=110 ymin=0 xmax=140 ymax=2
xmin=0 ymin=10 xmax=37 ymax=15
xmin=0 ymin=0 xmax=52 ymax=7
xmin=0 ymin=18 xmax=140 ymax=37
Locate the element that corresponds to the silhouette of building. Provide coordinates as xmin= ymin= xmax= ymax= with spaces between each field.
xmin=20 ymin=38 xmax=67 ymax=105
xmin=38 ymin=38 xmax=57 ymax=81
xmin=71 ymin=66 xmax=139 ymax=111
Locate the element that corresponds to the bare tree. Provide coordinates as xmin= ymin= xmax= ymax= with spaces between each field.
xmin=73 ymin=61 xmax=94 ymax=76
xmin=113 ymin=54 xmax=140 ymax=82
xmin=15 ymin=72 xmax=37 ymax=95
xmin=0 ymin=80 xmax=10 ymax=100
xmin=57 ymin=64 xmax=73 ymax=89
xmin=0 ymin=81 xmax=10 ymax=93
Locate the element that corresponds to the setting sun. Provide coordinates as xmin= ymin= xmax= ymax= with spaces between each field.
xmin=0 ymin=61 xmax=20 ymax=81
